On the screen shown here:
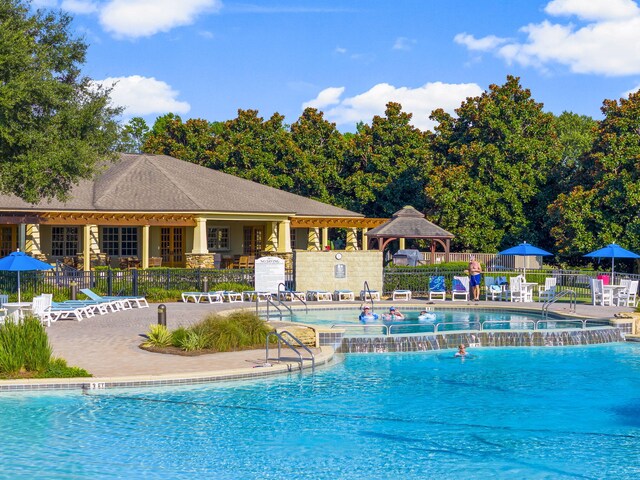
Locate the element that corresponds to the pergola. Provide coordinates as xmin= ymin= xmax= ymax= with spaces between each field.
xmin=365 ymin=206 xmax=454 ymax=263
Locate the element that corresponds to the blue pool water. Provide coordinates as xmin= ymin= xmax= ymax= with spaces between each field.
xmin=290 ymin=307 xmax=590 ymax=333
xmin=2 ymin=344 xmax=640 ymax=479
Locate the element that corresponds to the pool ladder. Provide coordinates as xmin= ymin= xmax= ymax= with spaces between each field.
xmin=266 ymin=330 xmax=315 ymax=372
xmin=541 ymin=289 xmax=577 ymax=317
xmin=262 ymin=283 xmax=308 ymax=321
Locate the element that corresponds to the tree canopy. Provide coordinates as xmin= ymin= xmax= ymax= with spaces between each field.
xmin=0 ymin=0 xmax=120 ymax=203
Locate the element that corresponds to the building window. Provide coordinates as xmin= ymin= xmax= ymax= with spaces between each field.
xmin=102 ymin=227 xmax=138 ymax=256
xmin=51 ymin=227 xmax=79 ymax=256
xmin=290 ymin=228 xmax=297 ymax=250
xmin=207 ymin=226 xmax=229 ymax=251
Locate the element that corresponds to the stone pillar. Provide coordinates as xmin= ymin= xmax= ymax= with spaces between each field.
xmin=362 ymin=228 xmax=368 ymax=251
xmin=307 ymin=227 xmax=321 ymax=251
xmin=141 ymin=224 xmax=150 ymax=269
xmin=192 ymin=217 xmax=208 ymax=254
xmin=90 ymin=225 xmax=100 ymax=254
xmin=322 ymin=227 xmax=329 ymax=249
xmin=265 ymin=222 xmax=278 ymax=252
xmin=399 ymin=238 xmax=405 ymax=250
xmin=83 ymin=224 xmax=92 ymax=271
xmin=26 ymin=224 xmax=42 ymax=255
xmin=346 ymin=228 xmax=358 ymax=251
xmin=277 ymin=220 xmax=291 ymax=253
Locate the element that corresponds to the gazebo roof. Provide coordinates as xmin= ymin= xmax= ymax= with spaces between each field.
xmin=365 ymin=206 xmax=454 ymax=239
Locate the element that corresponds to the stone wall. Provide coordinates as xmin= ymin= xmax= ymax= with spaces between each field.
xmin=294 ymin=250 xmax=383 ymax=294
xmin=186 ymin=253 xmax=215 ymax=269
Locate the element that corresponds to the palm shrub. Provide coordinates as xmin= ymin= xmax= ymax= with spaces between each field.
xmin=211 ymin=282 xmax=252 ymax=292
xmin=143 ymin=324 xmax=173 ymax=347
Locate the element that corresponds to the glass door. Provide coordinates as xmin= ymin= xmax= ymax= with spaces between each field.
xmin=160 ymin=227 xmax=185 ymax=267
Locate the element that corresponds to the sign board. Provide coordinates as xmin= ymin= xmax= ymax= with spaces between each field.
xmin=334 ymin=263 xmax=346 ymax=279
xmin=254 ymin=256 xmax=286 ymax=293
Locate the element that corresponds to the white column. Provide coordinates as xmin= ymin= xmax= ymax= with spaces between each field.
xmin=322 ymin=227 xmax=329 ymax=249
xmin=277 ymin=220 xmax=291 ymax=253
xmin=192 ymin=217 xmax=208 ymax=254
xmin=18 ymin=224 xmax=26 ymax=251
xmin=307 ymin=227 xmax=321 ymax=251
xmin=265 ymin=222 xmax=278 ymax=252
xmin=26 ymin=224 xmax=42 ymax=255
xmin=90 ymin=225 xmax=100 ymax=254
xmin=83 ymin=224 xmax=92 ymax=271
xmin=141 ymin=225 xmax=150 ymax=269
xmin=362 ymin=228 xmax=368 ymax=251
xmin=346 ymin=228 xmax=358 ymax=251
xmin=399 ymin=238 xmax=406 ymax=250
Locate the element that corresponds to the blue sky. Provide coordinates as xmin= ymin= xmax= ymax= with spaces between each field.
xmin=34 ymin=0 xmax=640 ymax=131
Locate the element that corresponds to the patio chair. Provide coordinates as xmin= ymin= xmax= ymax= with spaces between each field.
xmin=507 ymin=276 xmax=527 ymax=302
xmin=0 ymin=294 xmax=8 ymax=308
xmin=31 ymin=295 xmax=53 ymax=327
xmin=50 ymin=301 xmax=94 ymax=321
xmin=360 ymin=290 xmax=381 ymax=301
xmin=334 ymin=290 xmax=355 ymax=301
xmin=617 ymin=280 xmax=638 ymax=307
xmin=590 ymin=278 xmax=613 ymax=306
xmin=484 ymin=277 xmax=501 ymax=301
xmin=538 ymin=277 xmax=557 ymax=302
xmin=80 ymin=288 xmax=148 ymax=309
xmin=392 ymin=290 xmax=412 ymax=301
xmin=307 ymin=290 xmax=333 ymax=301
xmin=451 ymin=276 xmax=470 ymax=301
xmin=181 ymin=292 xmax=204 ymax=303
xmin=428 ymin=276 xmax=446 ymax=301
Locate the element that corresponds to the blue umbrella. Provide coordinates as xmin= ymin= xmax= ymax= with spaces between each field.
xmin=498 ymin=242 xmax=553 ymax=276
xmin=584 ymin=243 xmax=640 ymax=282
xmin=0 ymin=250 xmax=54 ymax=303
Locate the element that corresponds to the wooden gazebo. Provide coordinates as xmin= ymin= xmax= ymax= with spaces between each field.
xmin=365 ymin=206 xmax=454 ymax=263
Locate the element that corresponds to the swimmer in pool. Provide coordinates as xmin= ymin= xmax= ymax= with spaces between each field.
xmin=418 ymin=310 xmax=436 ymax=322
xmin=359 ymin=306 xmax=379 ymax=322
xmin=384 ymin=306 xmax=405 ymax=321
xmin=454 ymin=344 xmax=467 ymax=357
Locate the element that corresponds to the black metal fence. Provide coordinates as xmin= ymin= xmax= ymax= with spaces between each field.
xmin=0 ymin=268 xmax=294 ymax=301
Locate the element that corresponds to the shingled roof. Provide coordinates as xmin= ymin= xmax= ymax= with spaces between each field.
xmin=0 ymin=153 xmax=363 ymax=217
xmin=366 ymin=206 xmax=453 ymax=238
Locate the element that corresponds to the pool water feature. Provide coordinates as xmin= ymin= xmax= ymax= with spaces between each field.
xmin=1 ymin=345 xmax=639 ymax=479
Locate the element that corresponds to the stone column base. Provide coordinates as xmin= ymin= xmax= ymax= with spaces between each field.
xmin=186 ymin=253 xmax=215 ymax=269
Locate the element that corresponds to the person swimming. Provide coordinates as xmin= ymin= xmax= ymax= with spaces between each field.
xmin=382 ymin=306 xmax=405 ymax=321
xmin=359 ymin=306 xmax=379 ymax=323
xmin=418 ymin=310 xmax=436 ymax=322
xmin=454 ymin=344 xmax=467 ymax=357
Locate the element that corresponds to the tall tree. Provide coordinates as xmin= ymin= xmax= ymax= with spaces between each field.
xmin=117 ymin=117 xmax=150 ymax=153
xmin=0 ymin=0 xmax=120 ymax=203
xmin=143 ymin=113 xmax=217 ymax=164
xmin=426 ymin=76 xmax=557 ymax=251
xmin=548 ymin=90 xmax=640 ymax=257
xmin=341 ymin=102 xmax=430 ymax=217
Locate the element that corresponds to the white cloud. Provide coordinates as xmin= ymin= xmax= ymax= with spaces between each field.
xmin=545 ymin=0 xmax=639 ymax=21
xmin=303 ymin=82 xmax=483 ymax=131
xmin=302 ymin=87 xmax=345 ymax=109
xmin=454 ymin=33 xmax=508 ymax=52
xmin=31 ymin=0 xmax=58 ymax=7
xmin=623 ymin=84 xmax=640 ymax=97
xmin=99 ymin=0 xmax=222 ymax=39
xmin=392 ymin=37 xmax=416 ymax=51
xmin=335 ymin=46 xmax=347 ymax=54
xmin=61 ymin=0 xmax=98 ymax=14
xmin=94 ymin=75 xmax=191 ymax=116
xmin=456 ymin=0 xmax=640 ymax=76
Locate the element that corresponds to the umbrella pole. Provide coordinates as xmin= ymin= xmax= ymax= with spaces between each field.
xmin=612 ymin=257 xmax=615 ymax=284
xmin=17 ymin=270 xmax=20 ymax=303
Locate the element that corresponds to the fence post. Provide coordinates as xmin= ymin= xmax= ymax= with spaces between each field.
xmin=197 ymin=268 xmax=201 ymax=291
xmin=107 ymin=268 xmax=113 ymax=296
xmin=132 ymin=268 xmax=139 ymax=296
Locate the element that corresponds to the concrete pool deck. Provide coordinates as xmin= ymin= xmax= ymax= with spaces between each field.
xmin=0 ymin=299 xmax=635 ymax=391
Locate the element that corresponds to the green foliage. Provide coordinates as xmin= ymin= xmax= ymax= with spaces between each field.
xmin=143 ymin=324 xmax=172 ymax=348
xmin=144 ymin=288 xmax=183 ymax=303
xmin=211 ymin=282 xmax=252 ymax=292
xmin=0 ymin=316 xmax=51 ymax=376
xmin=37 ymin=358 xmax=91 ymax=378
xmin=147 ymin=311 xmax=271 ymax=353
xmin=0 ymin=0 xmax=121 ymax=202
xmin=117 ymin=117 xmax=149 ymax=153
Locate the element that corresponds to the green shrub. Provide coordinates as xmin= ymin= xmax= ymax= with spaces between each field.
xmin=171 ymin=326 xmax=189 ymax=347
xmin=0 ymin=316 xmax=52 ymax=375
xmin=143 ymin=324 xmax=173 ymax=347
xmin=211 ymin=282 xmax=252 ymax=292
xmin=37 ymin=358 xmax=91 ymax=378
xmin=177 ymin=330 xmax=209 ymax=352
xmin=144 ymin=288 xmax=183 ymax=303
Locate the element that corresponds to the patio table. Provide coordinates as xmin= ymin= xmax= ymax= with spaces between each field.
xmin=3 ymin=302 xmax=33 ymax=321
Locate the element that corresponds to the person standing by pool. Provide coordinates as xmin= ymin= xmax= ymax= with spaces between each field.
xmin=468 ymin=255 xmax=482 ymax=301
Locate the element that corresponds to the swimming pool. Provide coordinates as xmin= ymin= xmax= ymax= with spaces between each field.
xmin=2 ymin=344 xmax=639 ymax=479
xmin=289 ymin=307 xmax=600 ymax=333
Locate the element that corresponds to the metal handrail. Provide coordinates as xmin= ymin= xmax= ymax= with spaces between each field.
xmin=331 ymin=323 xmax=390 ymax=335
xmin=388 ymin=323 xmax=436 ymax=334
xmin=542 ymin=289 xmax=577 ymax=317
xmin=277 ymin=282 xmax=307 ymax=313
xmin=265 ymin=330 xmax=315 ymax=371
xmin=481 ymin=319 xmax=536 ymax=330
xmin=362 ymin=280 xmax=375 ymax=312
xmin=434 ymin=321 xmax=481 ymax=332
xmin=263 ymin=296 xmax=290 ymax=321
xmin=534 ymin=318 xmax=585 ymax=329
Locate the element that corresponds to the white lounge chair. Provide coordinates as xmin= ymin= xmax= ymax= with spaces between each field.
xmin=590 ymin=278 xmax=612 ymax=306
xmin=484 ymin=277 xmax=502 ymax=301
xmin=392 ymin=290 xmax=412 ymax=301
xmin=334 ymin=290 xmax=355 ymax=301
xmin=507 ymin=276 xmax=527 ymax=302
xmin=617 ymin=280 xmax=638 ymax=307
xmin=428 ymin=276 xmax=446 ymax=301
